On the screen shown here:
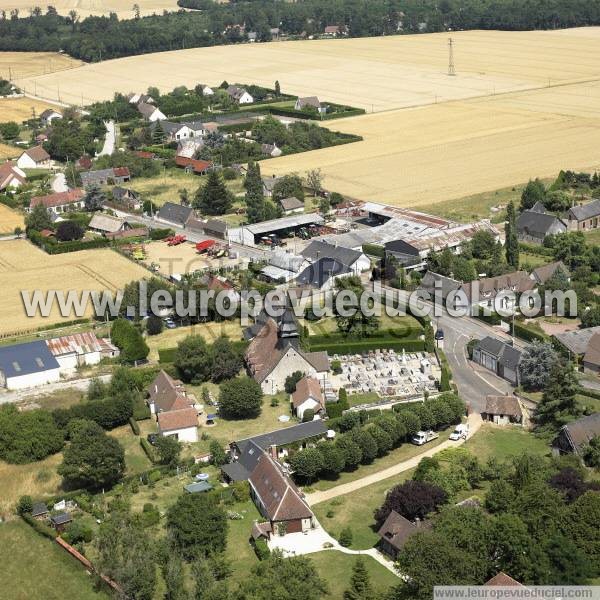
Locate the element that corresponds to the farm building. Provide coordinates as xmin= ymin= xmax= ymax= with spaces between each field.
xmin=88 ymin=214 xmax=131 ymax=235
xmin=472 ymin=337 xmax=522 ymax=386
xmin=481 ymin=394 xmax=523 ymax=425
xmin=291 ymin=376 xmax=324 ymax=420
xmin=16 ymin=146 xmax=51 ymax=170
xmin=260 ymin=250 xmax=308 ymax=282
xmin=301 ymin=239 xmax=370 ymax=273
xmin=517 ymin=208 xmax=567 ymax=244
xmin=295 ymin=257 xmax=352 ymax=290
xmin=155 ymin=202 xmax=194 ymax=227
xmin=552 ymin=413 xmax=600 ymax=456
xmin=0 ymin=161 xmax=26 ymax=191
xmin=81 ymin=167 xmax=131 ymax=187
xmin=29 ymin=189 xmax=85 ymax=214
xmin=174 ymin=156 xmax=213 ymax=175
xmin=46 ymin=332 xmax=119 ymax=370
xmin=0 ymin=340 xmax=61 ymax=390
xmin=228 ymin=213 xmax=324 ymax=246
xmin=39 ymin=108 xmax=62 ymax=126
xmin=278 ymin=196 xmax=304 ymax=215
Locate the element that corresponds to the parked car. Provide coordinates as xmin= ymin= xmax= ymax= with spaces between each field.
xmin=434 ymin=329 xmax=445 ymax=341
xmin=449 ymin=423 xmax=469 ymax=441
xmin=411 ymin=430 xmax=439 ymax=446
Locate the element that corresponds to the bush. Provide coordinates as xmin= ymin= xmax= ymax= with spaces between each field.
xmin=219 ymin=376 xmax=263 ymax=419
xmin=149 ymin=228 xmax=174 ymax=240
xmin=338 ymin=527 xmax=353 ymax=547
xmin=17 ymin=495 xmax=33 ymax=515
xmin=302 ymin=408 xmax=315 ymax=422
xmin=362 ymin=243 xmax=385 ymax=258
xmin=129 ymin=417 xmax=140 ymax=435
xmin=21 ymin=513 xmax=57 ymax=540
xmin=146 ymin=315 xmax=164 ymax=336
xmin=140 ymin=438 xmax=158 ymax=463
xmin=63 ymin=520 xmax=94 ymax=544
xmin=253 ymin=537 xmax=271 ymax=560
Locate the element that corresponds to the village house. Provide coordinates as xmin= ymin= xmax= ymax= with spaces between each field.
xmin=323 ymin=25 xmax=347 ymax=36
xmin=174 ymin=156 xmax=213 ymax=175
xmin=554 ymin=326 xmax=600 ymax=363
xmin=31 ymin=503 xmax=49 ymax=521
xmin=81 ymin=167 xmax=131 ymax=187
xmin=112 ymin=186 xmax=142 ymax=210
xmin=460 ymin=271 xmax=536 ymax=313
xmin=583 ymin=332 xmax=600 ymax=376
xmin=249 ymin=452 xmax=316 ymax=537
xmin=50 ymin=512 xmax=73 ymax=533
xmin=294 ymin=96 xmax=326 ymax=115
xmin=567 ymin=199 xmax=600 ymax=231
xmin=137 ymin=101 xmax=166 ymax=122
xmin=245 ymin=316 xmax=329 ymax=394
xmin=88 ymin=214 xmax=131 ymax=236
xmin=147 ymin=370 xmax=199 ymax=442
xmin=261 ymin=143 xmax=283 ymax=158
xmin=154 ymin=120 xmax=213 ymax=142
xmin=29 ymin=189 xmax=86 ymax=214
xmin=552 ymin=413 xmax=600 ymax=456
xmin=377 ymin=511 xmax=430 ymax=560
xmin=291 ymin=376 xmax=325 ymax=420
xmin=484 ymin=573 xmax=524 ymax=587
xmin=530 ymin=261 xmax=570 ymax=286
xmin=472 ymin=337 xmax=522 ymax=386
xmin=261 ymin=175 xmax=282 ymax=197
xmin=295 ymin=257 xmax=352 ymax=291
xmin=418 ymin=272 xmax=462 ymax=305
xmin=0 ymin=161 xmax=26 ymax=191
xmin=16 ymin=146 xmax=51 ymax=170
xmin=197 ymin=84 xmax=214 ymax=96
xmin=0 ymin=340 xmax=61 ymax=391
xmin=155 ymin=201 xmax=195 ymax=228
xmin=517 ymin=207 xmax=567 ymax=243
xmin=176 ymin=138 xmax=204 ymax=159
xmin=301 ymin=239 xmax=371 ymax=274
xmin=39 ymin=108 xmax=62 ymax=126
xmin=481 ymin=394 xmax=523 ymax=425
xmin=128 ymin=92 xmax=155 ymax=105
xmin=227 ymin=85 xmax=254 ymax=104
xmin=278 ymin=196 xmax=304 ymax=216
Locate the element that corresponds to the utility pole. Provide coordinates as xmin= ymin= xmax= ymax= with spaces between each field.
xmin=8 ymin=66 xmax=12 ymax=81
xmin=448 ymin=37 xmax=456 ymax=76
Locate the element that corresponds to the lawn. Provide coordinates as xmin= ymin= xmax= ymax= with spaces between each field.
xmin=0 ymin=520 xmax=108 ymax=600
xmin=127 ymin=169 xmax=244 ymax=208
xmin=347 ymin=391 xmax=380 ymax=407
xmin=16 ymin=388 xmax=85 ymax=411
xmin=584 ymin=228 xmax=600 ymax=246
xmin=309 ymin=427 xmax=452 ymax=492
xmin=110 ymin=421 xmax=155 ymax=475
xmin=520 ymin=251 xmax=551 ymax=269
xmin=309 ymin=551 xmax=399 ymax=598
xmin=302 ymin=313 xmax=421 ymax=337
xmin=463 ymin=423 xmax=549 ymax=461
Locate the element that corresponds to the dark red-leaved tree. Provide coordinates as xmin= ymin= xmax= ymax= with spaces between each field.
xmin=374 ymin=480 xmax=447 ymax=528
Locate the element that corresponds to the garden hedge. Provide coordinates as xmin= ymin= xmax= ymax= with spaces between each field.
xmin=140 ymin=438 xmax=158 ymax=464
xmin=129 ymin=417 xmax=140 ymax=436
xmin=21 ymin=513 xmax=58 ymax=540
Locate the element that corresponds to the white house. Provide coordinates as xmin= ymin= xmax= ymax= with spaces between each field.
xmin=197 ymin=84 xmax=214 ymax=96
xmin=157 ymin=408 xmax=199 ymax=442
xmin=301 ymin=239 xmax=371 ymax=274
xmin=0 ymin=341 xmax=61 ymax=391
xmin=40 ymin=109 xmax=62 ymax=126
xmin=294 ymin=96 xmax=326 ymax=115
xmin=128 ymin=93 xmax=155 ymax=105
xmin=137 ymin=102 xmax=166 ymax=122
xmin=17 ymin=146 xmax=51 ymax=170
xmin=261 ymin=143 xmax=282 ymax=158
xmin=291 ymin=376 xmax=324 ymax=420
xmin=0 ymin=161 xmax=26 ymax=191
xmin=29 ymin=189 xmax=86 ymax=214
xmin=227 ymin=85 xmax=254 ymax=104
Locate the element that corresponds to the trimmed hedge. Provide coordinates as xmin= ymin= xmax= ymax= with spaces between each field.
xmin=511 ymin=321 xmax=547 ymax=343
xmin=129 ymin=417 xmax=140 ymax=435
xmin=253 ymin=538 xmax=271 ymax=560
xmin=141 ymin=145 xmax=176 ymax=159
xmin=578 ymin=387 xmax=600 ymax=401
xmin=362 ymin=243 xmax=385 ymax=258
xmin=140 ymin=438 xmax=158 ymax=463
xmin=21 ymin=513 xmax=57 ymax=540
xmin=158 ymin=347 xmax=177 ymax=364
xmin=149 ymin=228 xmax=174 ymax=240
xmin=519 ymin=242 xmax=554 ymax=257
xmin=309 ymin=338 xmax=425 ymax=354
xmin=29 ymin=229 xmax=110 ymax=254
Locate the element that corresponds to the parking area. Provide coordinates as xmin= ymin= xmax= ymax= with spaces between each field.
xmin=330 ymin=349 xmax=441 ymax=398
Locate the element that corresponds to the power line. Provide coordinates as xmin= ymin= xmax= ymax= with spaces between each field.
xmin=448 ymin=37 xmax=456 ymax=76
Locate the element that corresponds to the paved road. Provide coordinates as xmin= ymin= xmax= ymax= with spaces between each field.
xmin=0 ymin=374 xmax=111 ymax=405
xmin=305 ymin=413 xmax=483 ymax=506
xmin=97 ymin=120 xmax=116 ymax=157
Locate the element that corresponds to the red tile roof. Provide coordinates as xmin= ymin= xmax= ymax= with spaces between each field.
xmin=291 ymin=376 xmax=323 ymax=409
xmin=158 ymin=407 xmax=198 ymax=431
xmin=484 ymin=573 xmax=523 ymax=587
xmin=30 ymin=188 xmax=85 ymax=209
xmin=134 ymin=151 xmax=155 ymax=159
xmin=148 ymin=370 xmax=191 ymax=413
xmin=112 ymin=166 xmax=130 ymax=178
xmin=175 ymin=156 xmax=213 ymax=174
xmin=0 ymin=161 xmax=26 ymax=189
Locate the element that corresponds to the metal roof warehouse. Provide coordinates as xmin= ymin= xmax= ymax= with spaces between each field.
xmin=228 ymin=214 xmax=324 ymax=246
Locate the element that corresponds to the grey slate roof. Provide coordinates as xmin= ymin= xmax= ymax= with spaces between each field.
xmin=516 ymin=210 xmax=566 ymax=238
xmin=419 ymin=271 xmax=462 ymax=297
xmin=569 ymin=199 xmax=600 ymax=222
xmin=279 ymin=196 xmax=304 ymax=211
xmin=531 ymin=201 xmax=547 ymax=213
xmin=0 ymin=340 xmax=60 ymax=379
xmin=238 ymin=420 xmax=328 ymax=451
xmin=559 ymin=413 xmax=600 ymax=453
xmin=156 ymin=202 xmax=193 ymax=226
xmin=555 ymin=326 xmax=600 ymax=356
xmin=31 ymin=502 xmax=48 ymax=517
xmin=476 ymin=336 xmax=522 ymax=370
xmin=296 ymin=257 xmax=351 ymax=288
xmin=51 ymin=512 xmax=72 ymax=526
xmin=301 ymin=240 xmax=363 ymax=268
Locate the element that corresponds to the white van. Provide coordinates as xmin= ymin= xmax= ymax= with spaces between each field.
xmin=449 ymin=423 xmax=469 ymax=441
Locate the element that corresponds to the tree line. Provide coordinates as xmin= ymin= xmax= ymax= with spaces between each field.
xmin=3 ymin=1 xmax=600 ymax=62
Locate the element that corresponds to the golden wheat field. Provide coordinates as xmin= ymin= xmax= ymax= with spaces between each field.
xmin=14 ymin=28 xmax=600 ymax=108
xmin=0 ymin=51 xmax=81 ymax=81
xmin=0 ymin=205 xmax=25 ymax=234
xmin=0 ymin=240 xmax=149 ymax=336
xmin=0 ymin=97 xmax=60 ymax=122
xmin=0 ymin=143 xmax=20 ymax=160
xmin=0 ymin=0 xmax=180 ymax=19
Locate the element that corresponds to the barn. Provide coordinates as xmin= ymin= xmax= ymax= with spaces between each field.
xmin=0 ymin=340 xmax=61 ymax=390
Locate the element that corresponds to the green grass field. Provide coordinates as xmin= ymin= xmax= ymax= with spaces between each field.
xmin=309 ymin=551 xmax=399 ymax=598
xmin=0 ymin=520 xmax=108 ymax=600
xmin=463 ymin=423 xmax=549 ymax=460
